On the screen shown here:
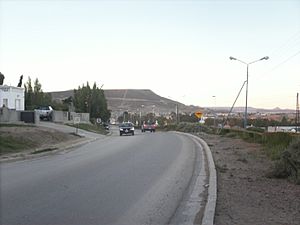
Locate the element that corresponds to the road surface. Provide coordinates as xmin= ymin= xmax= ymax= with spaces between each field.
xmin=1 ymin=127 xmax=204 ymax=225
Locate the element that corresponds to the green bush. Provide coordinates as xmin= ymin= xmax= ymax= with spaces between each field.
xmin=262 ymin=132 xmax=293 ymax=147
xmin=241 ymin=131 xmax=263 ymax=143
xmin=262 ymin=132 xmax=293 ymax=160
xmin=271 ymin=138 xmax=300 ymax=184
xmin=163 ymin=122 xmax=209 ymax=133
xmin=219 ymin=128 xmax=231 ymax=135
xmin=163 ymin=122 xmax=300 ymax=184
xmin=218 ymin=129 xmax=294 ymax=160
xmin=246 ymin=127 xmax=265 ymax=133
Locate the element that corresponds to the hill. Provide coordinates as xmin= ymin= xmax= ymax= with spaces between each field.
xmin=50 ymin=89 xmax=203 ymax=116
xmin=50 ymin=89 xmax=293 ymax=116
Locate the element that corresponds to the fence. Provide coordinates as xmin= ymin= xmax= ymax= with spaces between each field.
xmin=0 ymin=108 xmax=90 ymax=124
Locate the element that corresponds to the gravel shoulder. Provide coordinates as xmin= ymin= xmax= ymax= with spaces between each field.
xmin=199 ymin=133 xmax=300 ymax=225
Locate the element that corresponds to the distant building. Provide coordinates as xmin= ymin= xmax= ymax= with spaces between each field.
xmin=0 ymin=85 xmax=25 ymax=110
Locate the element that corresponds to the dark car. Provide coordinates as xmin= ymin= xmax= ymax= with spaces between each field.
xmin=102 ymin=122 xmax=109 ymax=130
xmin=119 ymin=122 xmax=135 ymax=136
xmin=141 ymin=122 xmax=156 ymax=132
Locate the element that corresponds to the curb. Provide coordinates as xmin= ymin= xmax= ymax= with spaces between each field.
xmin=178 ymin=132 xmax=217 ymax=225
xmin=196 ymin=136 xmax=217 ymax=225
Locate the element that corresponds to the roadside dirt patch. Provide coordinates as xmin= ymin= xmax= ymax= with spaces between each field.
xmin=0 ymin=126 xmax=80 ymax=157
xmin=199 ymin=133 xmax=300 ymax=225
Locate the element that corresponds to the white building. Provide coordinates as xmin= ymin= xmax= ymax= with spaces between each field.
xmin=0 ymin=85 xmax=25 ymax=110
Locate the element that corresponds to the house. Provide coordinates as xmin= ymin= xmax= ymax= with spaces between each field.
xmin=0 ymin=85 xmax=25 ymax=110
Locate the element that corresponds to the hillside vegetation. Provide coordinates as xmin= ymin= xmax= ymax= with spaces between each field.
xmin=163 ymin=122 xmax=300 ymax=184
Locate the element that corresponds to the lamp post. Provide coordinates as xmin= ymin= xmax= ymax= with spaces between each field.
xmin=140 ymin=105 xmax=144 ymax=126
xmin=229 ymin=56 xmax=269 ymax=128
xmin=212 ymin=95 xmax=216 ymax=127
xmin=152 ymin=105 xmax=155 ymax=118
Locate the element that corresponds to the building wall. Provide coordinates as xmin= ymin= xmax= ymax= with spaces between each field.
xmin=0 ymin=85 xmax=25 ymax=110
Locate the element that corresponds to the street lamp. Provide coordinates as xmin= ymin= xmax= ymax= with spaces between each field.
xmin=152 ymin=105 xmax=155 ymax=116
xmin=230 ymin=56 xmax=269 ymax=128
xmin=140 ymin=105 xmax=144 ymax=126
xmin=212 ymin=96 xmax=216 ymax=127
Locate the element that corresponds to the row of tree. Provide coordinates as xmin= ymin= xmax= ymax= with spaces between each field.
xmin=117 ymin=111 xmax=200 ymax=126
xmin=24 ymin=77 xmax=52 ymax=110
xmin=74 ymin=82 xmax=111 ymax=122
xmin=24 ymin=77 xmax=111 ymax=122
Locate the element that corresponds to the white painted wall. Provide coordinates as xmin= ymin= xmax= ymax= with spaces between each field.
xmin=0 ymin=85 xmax=25 ymax=110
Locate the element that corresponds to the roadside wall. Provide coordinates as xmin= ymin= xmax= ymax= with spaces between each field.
xmin=51 ymin=111 xmax=90 ymax=124
xmin=52 ymin=111 xmax=69 ymax=123
xmin=0 ymin=108 xmax=90 ymax=124
xmin=70 ymin=112 xmax=90 ymax=123
xmin=0 ymin=107 xmax=20 ymax=123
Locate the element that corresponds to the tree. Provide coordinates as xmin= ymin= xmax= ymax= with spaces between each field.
xmin=24 ymin=77 xmax=51 ymax=110
xmin=73 ymin=82 xmax=111 ymax=122
xmin=280 ymin=116 xmax=290 ymax=126
xmin=0 ymin=72 xmax=5 ymax=85
xmin=24 ymin=77 xmax=33 ymax=109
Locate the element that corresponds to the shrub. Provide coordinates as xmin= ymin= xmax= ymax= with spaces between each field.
xmin=262 ymin=132 xmax=293 ymax=160
xmin=246 ymin=127 xmax=265 ymax=133
xmin=271 ymin=138 xmax=300 ymax=184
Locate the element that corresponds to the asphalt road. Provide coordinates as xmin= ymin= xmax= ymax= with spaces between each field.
xmin=1 ymin=128 xmax=199 ymax=225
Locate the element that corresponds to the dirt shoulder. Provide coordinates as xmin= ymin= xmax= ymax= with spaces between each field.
xmin=199 ymin=133 xmax=300 ymax=225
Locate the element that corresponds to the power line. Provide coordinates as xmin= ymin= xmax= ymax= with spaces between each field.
xmin=268 ymin=50 xmax=300 ymax=72
xmin=267 ymin=30 xmax=300 ymax=58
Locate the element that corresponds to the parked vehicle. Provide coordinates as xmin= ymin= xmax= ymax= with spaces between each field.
xmin=141 ymin=122 xmax=156 ymax=132
xmin=290 ymin=127 xmax=300 ymax=133
xmin=35 ymin=106 xmax=53 ymax=121
xmin=102 ymin=122 xmax=110 ymax=130
xmin=119 ymin=122 xmax=135 ymax=136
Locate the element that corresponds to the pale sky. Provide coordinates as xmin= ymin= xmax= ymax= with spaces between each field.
xmin=1 ymin=0 xmax=299 ymax=109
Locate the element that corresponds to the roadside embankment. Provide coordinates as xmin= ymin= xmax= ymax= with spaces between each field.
xmin=0 ymin=122 xmax=107 ymax=162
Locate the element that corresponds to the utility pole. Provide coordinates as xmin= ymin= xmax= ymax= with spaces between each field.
xmin=219 ymin=80 xmax=247 ymax=134
xmin=212 ymin=96 xmax=216 ymax=127
xmin=175 ymin=104 xmax=179 ymax=124
xmin=296 ymin=93 xmax=299 ymax=133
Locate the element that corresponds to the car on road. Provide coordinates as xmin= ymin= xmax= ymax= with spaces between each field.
xmin=35 ymin=106 xmax=53 ymax=121
xmin=119 ymin=122 xmax=135 ymax=136
xmin=141 ymin=122 xmax=156 ymax=132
